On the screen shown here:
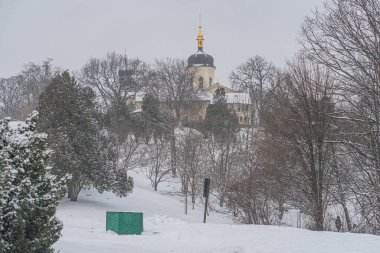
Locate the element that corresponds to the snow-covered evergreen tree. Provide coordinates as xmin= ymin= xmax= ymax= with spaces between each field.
xmin=0 ymin=112 xmax=67 ymax=253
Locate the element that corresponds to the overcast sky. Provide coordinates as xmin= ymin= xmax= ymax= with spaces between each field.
xmin=0 ymin=0 xmax=324 ymax=85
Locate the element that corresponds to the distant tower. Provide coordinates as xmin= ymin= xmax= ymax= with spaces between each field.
xmin=187 ymin=23 xmax=216 ymax=90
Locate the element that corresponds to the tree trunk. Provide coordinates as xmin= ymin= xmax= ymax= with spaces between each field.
xmin=278 ymin=200 xmax=285 ymax=225
xmin=314 ymin=201 xmax=324 ymax=231
xmin=170 ymin=134 xmax=177 ymax=177
xmin=68 ymin=182 xmax=82 ymax=202
xmin=219 ymin=192 xmax=225 ymax=207
xmin=184 ymin=186 xmax=188 ymax=215
xmin=342 ymin=200 xmax=352 ymax=232
xmin=191 ymin=192 xmax=195 ymax=210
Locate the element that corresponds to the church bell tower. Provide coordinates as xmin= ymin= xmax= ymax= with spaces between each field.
xmin=187 ymin=23 xmax=216 ymax=90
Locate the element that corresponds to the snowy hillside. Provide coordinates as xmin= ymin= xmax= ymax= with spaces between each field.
xmin=55 ymin=171 xmax=380 ymax=253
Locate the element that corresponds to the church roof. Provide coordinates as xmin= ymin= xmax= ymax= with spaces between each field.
xmin=225 ymin=93 xmax=251 ymax=104
xmin=127 ymin=91 xmax=145 ymax=102
xmin=187 ymin=49 xmax=215 ymax=68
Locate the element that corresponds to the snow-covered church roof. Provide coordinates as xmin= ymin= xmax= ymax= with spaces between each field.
xmin=127 ymin=91 xmax=145 ymax=102
xmin=224 ymin=93 xmax=251 ymax=104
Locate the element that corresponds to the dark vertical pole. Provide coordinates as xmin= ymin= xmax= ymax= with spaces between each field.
xmin=203 ymin=178 xmax=210 ymax=223
xmin=203 ymin=193 xmax=209 ymax=223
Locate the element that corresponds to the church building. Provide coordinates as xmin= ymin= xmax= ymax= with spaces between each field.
xmin=181 ymin=24 xmax=252 ymax=125
xmin=129 ymin=24 xmax=252 ymax=126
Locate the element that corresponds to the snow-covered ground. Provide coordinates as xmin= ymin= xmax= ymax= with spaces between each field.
xmin=55 ymin=171 xmax=380 ymax=253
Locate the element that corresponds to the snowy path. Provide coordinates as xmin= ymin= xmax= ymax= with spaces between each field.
xmin=55 ymin=171 xmax=380 ymax=253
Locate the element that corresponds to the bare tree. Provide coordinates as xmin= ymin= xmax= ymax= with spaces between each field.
xmin=152 ymin=58 xmax=196 ymax=122
xmin=263 ymin=55 xmax=336 ymax=231
xmin=21 ymin=59 xmax=58 ymax=114
xmin=329 ymin=143 xmax=353 ymax=232
xmin=115 ymin=134 xmax=143 ymax=172
xmin=224 ymin=125 xmax=290 ymax=225
xmin=151 ymin=58 xmax=196 ymax=176
xmin=301 ymin=0 xmax=380 ymax=233
xmin=143 ymin=139 xmax=171 ymax=191
xmin=80 ymin=52 xmax=151 ymax=110
xmin=177 ymin=128 xmax=205 ymax=214
xmin=0 ymin=76 xmax=24 ymax=119
xmin=205 ymin=134 xmax=240 ymax=207
xmin=0 ymin=59 xmax=58 ymax=120
xmin=230 ymin=55 xmax=281 ymax=126
xmin=257 ymin=131 xmax=291 ymax=225
xmin=227 ymin=128 xmax=274 ymax=225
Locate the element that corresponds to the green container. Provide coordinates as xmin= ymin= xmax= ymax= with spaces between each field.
xmin=106 ymin=212 xmax=143 ymax=235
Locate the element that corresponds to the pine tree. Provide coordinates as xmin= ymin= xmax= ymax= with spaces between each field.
xmin=0 ymin=112 xmax=67 ymax=253
xmin=38 ymin=71 xmax=133 ymax=201
xmin=202 ymin=88 xmax=239 ymax=141
xmin=0 ymin=119 xmax=10 ymax=253
xmin=141 ymin=93 xmax=170 ymax=141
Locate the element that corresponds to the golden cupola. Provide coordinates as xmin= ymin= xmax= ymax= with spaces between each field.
xmin=197 ymin=25 xmax=204 ymax=50
xmin=187 ymin=24 xmax=215 ymax=68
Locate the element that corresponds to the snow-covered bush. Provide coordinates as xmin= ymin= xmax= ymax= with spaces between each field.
xmin=0 ymin=112 xmax=67 ymax=253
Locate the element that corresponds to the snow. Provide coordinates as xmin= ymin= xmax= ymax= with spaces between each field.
xmin=54 ymin=170 xmax=380 ymax=253
xmin=196 ymin=91 xmax=214 ymax=101
xmin=127 ymin=91 xmax=145 ymax=102
xmin=8 ymin=120 xmax=27 ymax=129
xmin=135 ymin=92 xmax=145 ymax=102
xmin=192 ymin=50 xmax=211 ymax=58
xmin=204 ymin=92 xmax=251 ymax=105
xmin=225 ymin=93 xmax=251 ymax=104
xmin=132 ymin=109 xmax=143 ymax=114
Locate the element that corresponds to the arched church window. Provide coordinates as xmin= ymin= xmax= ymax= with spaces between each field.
xmin=209 ymin=77 xmax=212 ymax=85
xmin=199 ymin=77 xmax=203 ymax=89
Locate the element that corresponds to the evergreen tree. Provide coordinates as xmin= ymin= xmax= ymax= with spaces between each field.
xmin=141 ymin=93 xmax=170 ymax=141
xmin=103 ymin=100 xmax=133 ymax=141
xmin=142 ymin=93 xmax=160 ymax=120
xmin=0 ymin=112 xmax=67 ymax=253
xmin=202 ymin=88 xmax=239 ymax=141
xmin=38 ymin=71 xmax=133 ymax=201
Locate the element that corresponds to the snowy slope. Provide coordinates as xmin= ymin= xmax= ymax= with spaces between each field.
xmin=55 ymin=171 xmax=380 ymax=253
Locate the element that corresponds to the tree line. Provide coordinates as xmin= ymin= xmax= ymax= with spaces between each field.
xmin=227 ymin=0 xmax=380 ymax=234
